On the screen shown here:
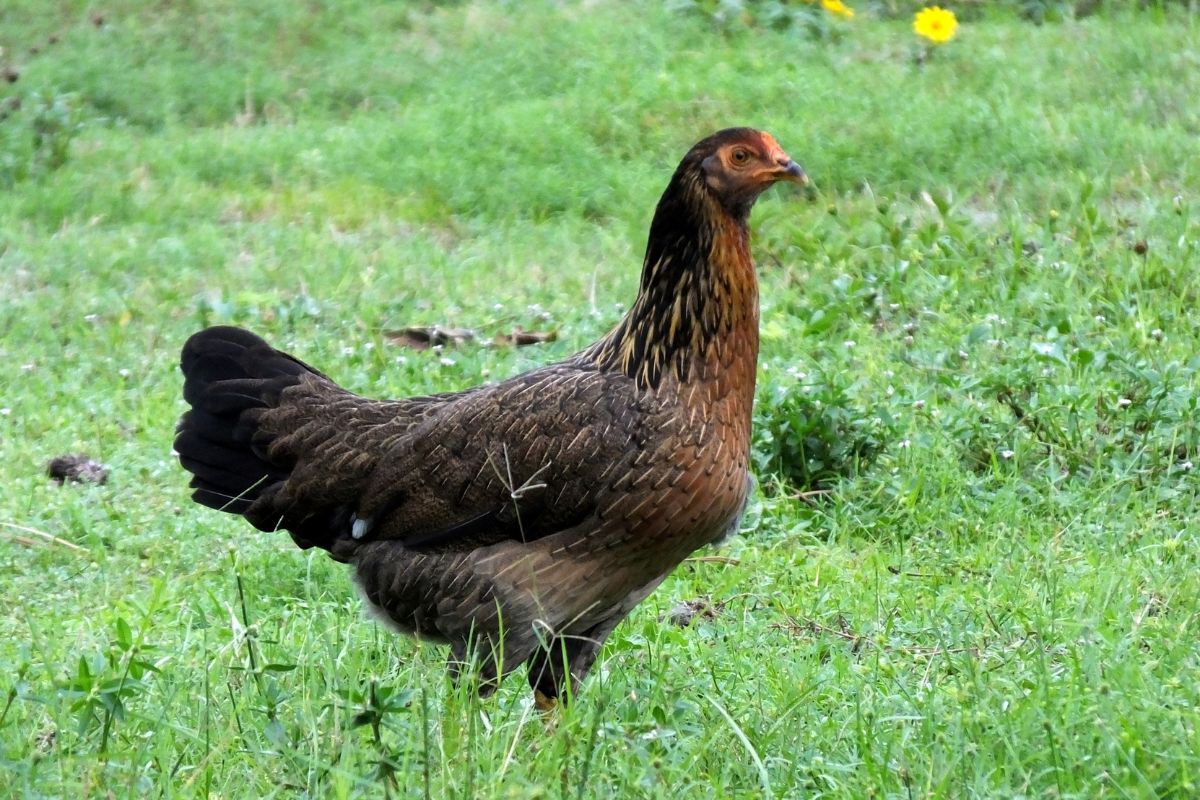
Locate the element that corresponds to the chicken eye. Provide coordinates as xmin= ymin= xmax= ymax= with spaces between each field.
xmin=731 ymin=148 xmax=751 ymax=165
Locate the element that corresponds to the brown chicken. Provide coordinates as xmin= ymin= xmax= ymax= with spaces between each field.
xmin=175 ymin=128 xmax=807 ymax=704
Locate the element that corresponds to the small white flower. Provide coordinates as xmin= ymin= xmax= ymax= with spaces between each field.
xmin=1150 ymin=329 xmax=1163 ymax=341
xmin=439 ymin=357 xmax=456 ymax=367
xmin=84 ymin=314 xmax=99 ymax=323
xmin=394 ymin=355 xmax=408 ymax=365
xmin=958 ymin=350 xmax=969 ymax=360
xmin=118 ymin=368 xmax=131 ymax=378
xmin=843 ymin=340 xmax=856 ymax=349
xmin=1181 ymin=461 xmax=1194 ymax=471
xmin=1118 ymin=397 xmax=1132 ymax=408
xmin=341 ymin=346 xmax=354 ymax=356
xmin=912 ymin=399 xmax=926 ymax=410
xmin=363 ymin=342 xmax=374 ymax=350
xmin=0 ymin=408 xmax=10 ymax=416
xmin=886 ymin=385 xmax=895 ymax=397
xmin=1094 ymin=314 xmax=1106 ymax=323
xmin=1000 ymin=449 xmax=1015 ymax=460
xmin=493 ymin=303 xmax=504 ymax=311
xmin=21 ymin=363 xmax=34 ymax=372
xmin=898 ymin=439 xmax=912 ymax=449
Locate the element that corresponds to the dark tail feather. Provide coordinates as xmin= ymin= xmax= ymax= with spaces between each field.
xmin=175 ymin=326 xmax=321 ymax=528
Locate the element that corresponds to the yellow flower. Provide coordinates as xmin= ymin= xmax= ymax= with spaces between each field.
xmin=913 ymin=6 xmax=957 ymax=44
xmin=822 ymin=0 xmax=855 ymax=18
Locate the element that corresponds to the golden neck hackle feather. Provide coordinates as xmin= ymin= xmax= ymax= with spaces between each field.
xmin=586 ymin=165 xmax=760 ymax=393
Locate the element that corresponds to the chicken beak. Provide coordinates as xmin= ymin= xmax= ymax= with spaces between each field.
xmin=777 ymin=160 xmax=808 ymax=186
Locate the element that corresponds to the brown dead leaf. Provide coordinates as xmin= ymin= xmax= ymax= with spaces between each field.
xmin=384 ymin=326 xmax=476 ymax=351
xmin=661 ymin=598 xmax=721 ymax=628
xmin=47 ymin=454 xmax=109 ymax=485
xmin=494 ymin=327 xmax=557 ymax=348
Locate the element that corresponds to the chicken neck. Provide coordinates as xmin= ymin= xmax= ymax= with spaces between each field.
xmin=587 ymin=168 xmax=760 ymax=395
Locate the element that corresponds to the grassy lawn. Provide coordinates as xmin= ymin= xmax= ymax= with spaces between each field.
xmin=1 ymin=1 xmax=1198 ymax=797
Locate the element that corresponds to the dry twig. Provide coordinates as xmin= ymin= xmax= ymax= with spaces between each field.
xmin=0 ymin=521 xmax=87 ymax=553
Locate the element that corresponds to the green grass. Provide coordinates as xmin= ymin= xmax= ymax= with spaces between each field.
xmin=1 ymin=1 xmax=1199 ymax=797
